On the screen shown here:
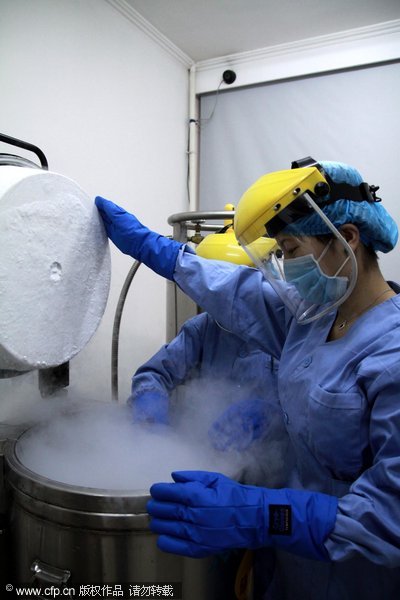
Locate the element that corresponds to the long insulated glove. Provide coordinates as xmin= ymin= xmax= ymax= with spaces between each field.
xmin=129 ymin=390 xmax=169 ymax=425
xmin=95 ymin=196 xmax=184 ymax=280
xmin=208 ymin=398 xmax=272 ymax=451
xmin=148 ymin=471 xmax=337 ymax=561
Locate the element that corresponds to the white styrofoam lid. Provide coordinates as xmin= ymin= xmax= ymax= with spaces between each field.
xmin=0 ymin=166 xmax=111 ymax=371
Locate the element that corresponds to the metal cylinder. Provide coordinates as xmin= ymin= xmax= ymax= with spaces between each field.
xmin=166 ymin=210 xmax=235 ymax=342
xmin=4 ymin=434 xmax=220 ymax=597
xmin=1 ymin=423 xmax=29 ymax=586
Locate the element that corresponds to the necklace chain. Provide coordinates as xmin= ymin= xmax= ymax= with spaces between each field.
xmin=336 ymin=288 xmax=393 ymax=330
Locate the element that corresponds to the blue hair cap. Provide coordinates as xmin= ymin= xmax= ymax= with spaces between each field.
xmin=283 ymin=161 xmax=398 ymax=253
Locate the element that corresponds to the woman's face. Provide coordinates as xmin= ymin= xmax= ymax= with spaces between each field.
xmin=276 ymin=233 xmax=348 ymax=277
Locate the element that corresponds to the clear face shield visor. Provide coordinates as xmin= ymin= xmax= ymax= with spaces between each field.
xmin=235 ymin=168 xmax=358 ymax=324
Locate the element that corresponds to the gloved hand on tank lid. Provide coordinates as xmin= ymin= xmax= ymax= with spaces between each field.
xmin=128 ymin=390 xmax=169 ymax=425
xmin=148 ymin=470 xmax=338 ymax=561
xmin=208 ymin=397 xmax=272 ymax=451
xmin=95 ymin=196 xmax=192 ymax=281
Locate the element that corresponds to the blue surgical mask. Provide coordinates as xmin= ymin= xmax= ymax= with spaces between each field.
xmin=283 ymin=241 xmax=349 ymax=304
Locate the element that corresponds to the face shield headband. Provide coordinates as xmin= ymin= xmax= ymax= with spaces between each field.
xmin=265 ymin=156 xmax=381 ymax=239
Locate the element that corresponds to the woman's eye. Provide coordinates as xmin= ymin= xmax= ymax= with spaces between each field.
xmin=277 ymin=238 xmax=300 ymax=257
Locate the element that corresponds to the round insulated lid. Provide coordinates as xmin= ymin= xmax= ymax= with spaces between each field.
xmin=0 ymin=166 xmax=111 ymax=371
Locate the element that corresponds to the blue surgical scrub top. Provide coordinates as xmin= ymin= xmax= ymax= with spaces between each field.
xmin=130 ymin=311 xmax=289 ymax=489
xmin=131 ymin=311 xmax=278 ymax=402
xmin=173 ymin=250 xmax=400 ymax=599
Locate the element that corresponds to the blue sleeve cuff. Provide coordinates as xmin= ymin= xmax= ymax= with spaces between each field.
xmin=267 ymin=488 xmax=338 ymax=562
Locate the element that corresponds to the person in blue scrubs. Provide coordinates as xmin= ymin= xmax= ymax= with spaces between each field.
xmin=129 ymin=236 xmax=282 ymax=456
xmin=95 ymin=158 xmax=400 ymax=598
xmin=130 ymin=311 xmax=283 ymax=451
xmin=129 ymin=231 xmax=286 ymax=598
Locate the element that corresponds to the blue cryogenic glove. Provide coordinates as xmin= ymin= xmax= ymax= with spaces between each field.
xmin=208 ymin=398 xmax=271 ymax=451
xmin=129 ymin=391 xmax=169 ymax=425
xmin=148 ymin=471 xmax=337 ymax=560
xmin=95 ymin=196 xmax=183 ymax=280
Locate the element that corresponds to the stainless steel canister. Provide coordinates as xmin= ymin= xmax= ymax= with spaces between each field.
xmin=1 ymin=423 xmax=29 ymax=584
xmin=5 ymin=434 xmax=222 ymax=598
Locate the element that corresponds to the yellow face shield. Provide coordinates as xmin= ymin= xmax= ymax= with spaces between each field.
xmin=234 ymin=167 xmax=358 ymax=324
xmin=196 ymin=226 xmax=277 ymax=266
xmin=196 ymin=202 xmax=278 ymax=266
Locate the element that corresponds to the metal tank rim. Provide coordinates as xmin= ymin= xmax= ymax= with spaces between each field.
xmin=5 ymin=436 xmax=150 ymax=515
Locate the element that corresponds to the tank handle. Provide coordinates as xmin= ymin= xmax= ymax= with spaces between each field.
xmin=30 ymin=558 xmax=71 ymax=585
xmin=0 ymin=132 xmax=48 ymax=170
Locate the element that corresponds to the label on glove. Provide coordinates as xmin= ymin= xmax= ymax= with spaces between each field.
xmin=269 ymin=504 xmax=292 ymax=535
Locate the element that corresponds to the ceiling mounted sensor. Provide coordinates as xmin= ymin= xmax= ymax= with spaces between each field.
xmin=222 ymin=70 xmax=237 ymax=84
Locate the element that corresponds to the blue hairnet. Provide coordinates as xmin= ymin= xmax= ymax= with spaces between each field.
xmin=283 ymin=161 xmax=398 ymax=253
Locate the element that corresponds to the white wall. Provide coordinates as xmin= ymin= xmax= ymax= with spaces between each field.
xmin=0 ymin=0 xmax=189 ymax=405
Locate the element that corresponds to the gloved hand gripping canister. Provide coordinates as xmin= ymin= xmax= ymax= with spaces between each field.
xmin=147 ymin=471 xmax=338 ymax=561
xmin=95 ymin=197 xmax=183 ymax=280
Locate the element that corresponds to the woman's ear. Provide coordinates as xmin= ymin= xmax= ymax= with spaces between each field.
xmin=338 ymin=224 xmax=360 ymax=252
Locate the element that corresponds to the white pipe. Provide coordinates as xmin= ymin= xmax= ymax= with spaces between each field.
xmin=188 ymin=64 xmax=199 ymax=211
